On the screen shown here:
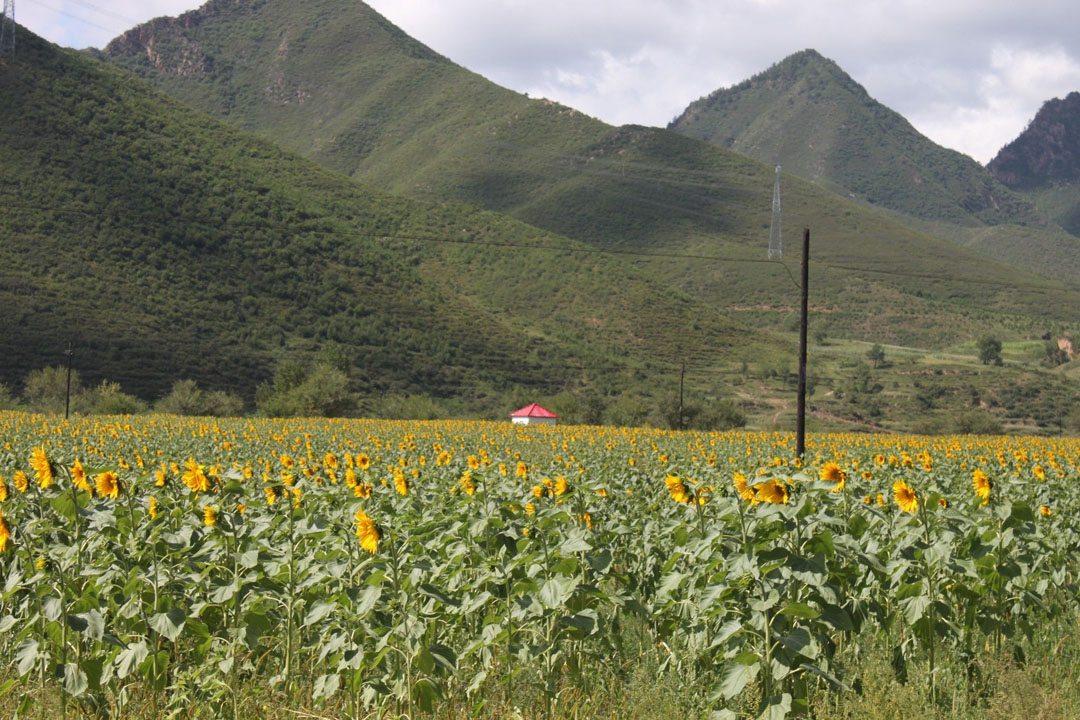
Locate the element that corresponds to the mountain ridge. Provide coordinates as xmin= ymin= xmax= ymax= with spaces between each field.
xmin=2 ymin=22 xmax=760 ymax=408
xmin=96 ymin=1 xmax=1080 ymax=351
xmin=668 ymin=49 xmax=1039 ymax=229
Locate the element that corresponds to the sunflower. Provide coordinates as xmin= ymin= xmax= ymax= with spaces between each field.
xmin=324 ymin=453 xmax=339 ymax=470
xmin=554 ymin=475 xmax=569 ymax=496
xmin=664 ymin=474 xmax=691 ymax=504
xmin=515 ymin=461 xmax=529 ymax=479
xmin=182 ymin=458 xmax=211 ymax=495
xmin=467 ymin=455 xmax=480 ymax=470
xmin=265 ymin=486 xmax=278 ymax=505
xmin=0 ymin=509 xmax=10 ymax=552
xmin=733 ymin=472 xmax=756 ymax=503
xmin=72 ymin=459 xmax=92 ymax=495
xmin=357 ymin=454 xmax=371 ymax=471
xmin=30 ymin=447 xmax=54 ymax=489
xmin=972 ymin=469 xmax=991 ymax=502
xmin=354 ymin=508 xmax=380 ymax=554
xmin=938 ymin=497 xmax=948 ymax=509
xmin=203 ymin=505 xmax=217 ymax=527
xmin=458 ymin=471 xmax=476 ymax=496
xmin=893 ymin=480 xmax=918 ymax=513
xmin=754 ymin=479 xmax=789 ymax=505
xmin=820 ymin=462 xmax=845 ymax=485
xmin=148 ymin=496 xmax=158 ymax=520
xmin=13 ymin=471 xmax=28 ymax=494
xmin=154 ymin=469 xmax=167 ymax=487
xmin=1040 ymin=505 xmax=1052 ymax=516
xmin=94 ymin=471 xmax=120 ymax=500
xmin=1033 ymin=465 xmax=1046 ymax=481
xmin=394 ymin=470 xmax=409 ymax=496
xmin=0 ymin=477 xmax=7 ymax=503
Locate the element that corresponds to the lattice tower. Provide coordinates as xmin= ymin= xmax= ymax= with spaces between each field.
xmin=768 ymin=164 xmax=782 ymax=259
xmin=0 ymin=0 xmax=13 ymax=60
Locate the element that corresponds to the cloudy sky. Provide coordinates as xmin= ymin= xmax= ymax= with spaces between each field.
xmin=17 ymin=0 xmax=1080 ymax=163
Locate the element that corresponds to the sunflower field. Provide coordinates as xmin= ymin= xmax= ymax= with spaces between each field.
xmin=0 ymin=410 xmax=1077 ymax=719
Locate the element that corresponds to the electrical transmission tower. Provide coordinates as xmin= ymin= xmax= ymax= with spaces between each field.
xmin=768 ymin=164 xmax=782 ymax=259
xmin=1 ymin=0 xmax=14 ymax=60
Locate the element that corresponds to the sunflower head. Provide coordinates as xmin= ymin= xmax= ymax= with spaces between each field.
xmin=892 ymin=480 xmax=918 ymax=514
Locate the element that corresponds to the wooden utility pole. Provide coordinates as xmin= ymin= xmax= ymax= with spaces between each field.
xmin=796 ymin=228 xmax=809 ymax=457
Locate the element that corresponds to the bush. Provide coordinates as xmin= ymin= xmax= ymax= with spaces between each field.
xmin=23 ymin=366 xmax=89 ymax=415
xmin=953 ymin=410 xmax=1003 ymax=435
xmin=156 ymin=379 xmax=244 ymax=417
xmin=88 ymin=380 xmax=147 ymax=415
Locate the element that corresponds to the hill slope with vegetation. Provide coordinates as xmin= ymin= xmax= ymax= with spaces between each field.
xmin=1 ymin=24 xmax=764 ymax=412
xmin=99 ymin=1 xmax=1080 ymax=349
xmin=989 ymin=92 xmax=1080 ymax=236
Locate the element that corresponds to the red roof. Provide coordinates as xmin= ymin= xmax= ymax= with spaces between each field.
xmin=510 ymin=403 xmax=558 ymax=418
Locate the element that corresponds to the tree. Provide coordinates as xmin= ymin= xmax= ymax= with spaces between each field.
xmin=866 ymin=343 xmax=885 ymax=368
xmin=977 ymin=336 xmax=1003 ymax=366
xmin=23 ymin=366 xmax=87 ymax=415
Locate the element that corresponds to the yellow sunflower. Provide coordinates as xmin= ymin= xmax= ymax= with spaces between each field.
xmin=972 ymin=469 xmax=991 ymax=502
xmin=754 ymin=479 xmax=789 ymax=505
xmin=30 ymin=447 xmax=54 ymax=489
xmin=354 ymin=507 xmax=380 ymax=554
xmin=893 ymin=480 xmax=918 ymax=513
xmin=664 ymin=474 xmax=691 ymax=504
xmin=94 ymin=471 xmax=120 ymax=500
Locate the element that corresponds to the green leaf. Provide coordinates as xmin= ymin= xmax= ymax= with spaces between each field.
xmin=15 ymin=640 xmax=39 ymax=677
xmin=70 ymin=610 xmax=105 ymax=641
xmin=427 ymin=643 xmax=457 ymax=673
xmin=116 ymin=641 xmax=149 ymax=679
xmin=717 ymin=660 xmax=759 ymax=700
xmin=778 ymin=627 xmax=817 ymax=659
xmin=63 ymin=664 xmax=87 ymax=697
xmin=561 ymin=609 xmax=599 ymax=638
xmin=412 ymin=677 xmax=441 ymax=713
xmin=799 ymin=662 xmax=851 ymax=691
xmin=818 ymin=604 xmax=854 ymax=632
xmin=418 ymin=583 xmax=460 ymax=608
xmin=900 ymin=594 xmax=931 ymax=624
xmin=303 ymin=601 xmax=336 ymax=627
xmin=780 ymin=602 xmax=820 ymax=619
xmin=43 ymin=596 xmax=63 ymax=622
xmin=243 ymin=611 xmax=272 ymax=650
xmin=710 ymin=619 xmax=744 ymax=648
xmin=539 ymin=576 xmax=576 ymax=609
xmin=312 ymin=673 xmax=340 ymax=702
xmin=757 ymin=693 xmax=792 ymax=720
xmin=150 ymin=608 xmax=186 ymax=642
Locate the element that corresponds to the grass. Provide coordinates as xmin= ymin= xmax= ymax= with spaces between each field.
xmin=7 ymin=615 xmax=1078 ymax=719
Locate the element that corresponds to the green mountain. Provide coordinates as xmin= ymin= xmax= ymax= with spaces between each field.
xmin=668 ymin=49 xmax=1038 ymax=228
xmin=99 ymin=1 xmax=1080 ymax=350
xmin=1 ymin=24 xmax=762 ymax=408
xmin=989 ymin=92 xmax=1080 ymax=236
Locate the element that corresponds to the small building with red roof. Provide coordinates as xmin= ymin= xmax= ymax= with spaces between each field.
xmin=510 ymin=403 xmax=559 ymax=426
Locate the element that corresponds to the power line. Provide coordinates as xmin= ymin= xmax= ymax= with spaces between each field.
xmin=27 ymin=0 xmax=119 ymax=34
xmin=2 ymin=199 xmax=1072 ymax=296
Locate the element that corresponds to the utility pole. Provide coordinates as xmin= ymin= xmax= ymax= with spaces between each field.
xmin=796 ymin=228 xmax=809 ymax=458
xmin=64 ymin=342 xmax=73 ymax=420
